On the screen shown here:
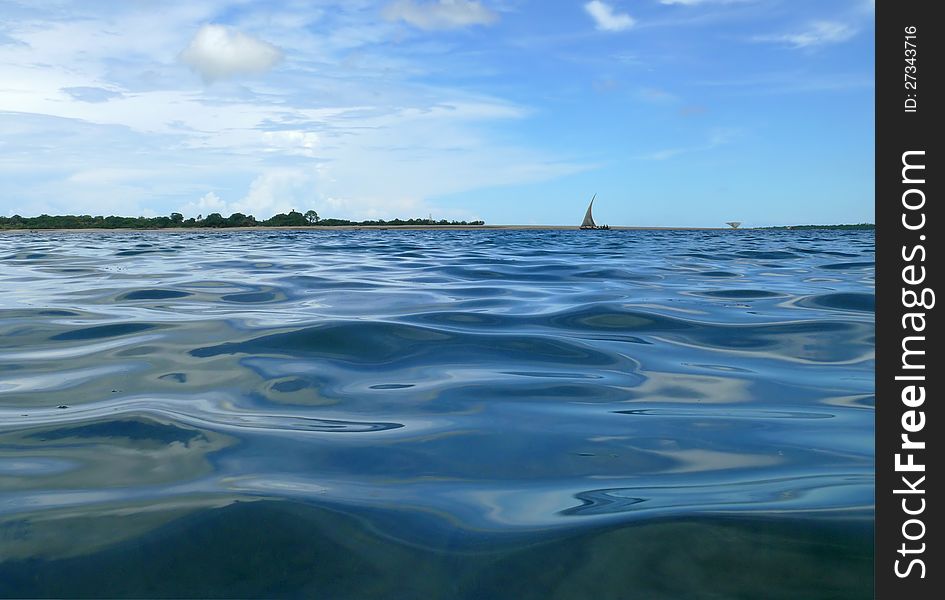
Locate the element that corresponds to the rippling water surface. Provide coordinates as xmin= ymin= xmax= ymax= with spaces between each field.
xmin=0 ymin=229 xmax=873 ymax=598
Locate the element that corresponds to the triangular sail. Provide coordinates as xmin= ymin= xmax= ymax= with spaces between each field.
xmin=581 ymin=194 xmax=597 ymax=228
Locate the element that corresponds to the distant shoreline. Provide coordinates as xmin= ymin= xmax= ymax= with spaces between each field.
xmin=0 ymin=223 xmax=875 ymax=233
xmin=1 ymin=225 xmax=743 ymax=233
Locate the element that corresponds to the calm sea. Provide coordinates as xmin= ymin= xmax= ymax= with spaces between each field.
xmin=0 ymin=229 xmax=874 ymax=598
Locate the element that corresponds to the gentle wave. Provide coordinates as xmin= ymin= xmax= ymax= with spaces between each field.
xmin=0 ymin=229 xmax=874 ymax=595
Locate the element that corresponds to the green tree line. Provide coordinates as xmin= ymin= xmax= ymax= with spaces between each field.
xmin=0 ymin=210 xmax=485 ymax=230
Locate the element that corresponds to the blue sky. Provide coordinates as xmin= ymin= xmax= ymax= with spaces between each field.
xmin=0 ymin=0 xmax=874 ymax=226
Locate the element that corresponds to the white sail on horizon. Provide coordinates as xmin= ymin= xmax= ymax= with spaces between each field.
xmin=581 ymin=194 xmax=597 ymax=228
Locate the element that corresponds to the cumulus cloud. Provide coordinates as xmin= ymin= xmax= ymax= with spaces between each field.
xmin=754 ymin=21 xmax=856 ymax=49
xmin=384 ymin=0 xmax=498 ymax=31
xmin=234 ymin=170 xmax=317 ymax=217
xmin=180 ymin=191 xmax=230 ymax=218
xmin=179 ymin=24 xmax=282 ymax=82
xmin=584 ymin=1 xmax=636 ymax=32
xmin=180 ymin=171 xmax=318 ymax=220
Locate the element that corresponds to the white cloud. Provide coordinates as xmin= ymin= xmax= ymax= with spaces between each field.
xmin=178 ymin=171 xmax=320 ymax=220
xmin=384 ymin=0 xmax=498 ymax=31
xmin=584 ymin=1 xmax=636 ymax=32
xmin=233 ymin=170 xmax=317 ymax=217
xmin=261 ymin=130 xmax=321 ymax=157
xmin=180 ymin=191 xmax=230 ymax=218
xmin=1 ymin=2 xmax=584 ymax=223
xmin=61 ymin=86 xmax=124 ymax=103
xmin=179 ymin=24 xmax=282 ymax=82
xmin=754 ymin=21 xmax=856 ymax=49
xmin=66 ymin=168 xmax=156 ymax=184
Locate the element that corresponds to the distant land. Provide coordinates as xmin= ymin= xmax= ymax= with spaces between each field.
xmin=0 ymin=211 xmax=483 ymax=230
xmin=758 ymin=224 xmax=874 ymax=230
xmin=0 ymin=212 xmax=874 ymax=231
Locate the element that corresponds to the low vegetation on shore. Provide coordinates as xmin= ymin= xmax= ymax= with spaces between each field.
xmin=0 ymin=211 xmax=485 ymax=230
xmin=758 ymin=223 xmax=875 ymax=230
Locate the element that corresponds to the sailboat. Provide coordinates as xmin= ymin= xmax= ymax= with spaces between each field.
xmin=580 ymin=194 xmax=610 ymax=230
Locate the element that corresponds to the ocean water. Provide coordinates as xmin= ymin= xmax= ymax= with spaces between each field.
xmin=0 ymin=229 xmax=874 ymax=598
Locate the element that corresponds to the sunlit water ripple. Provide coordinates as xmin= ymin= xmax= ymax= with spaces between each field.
xmin=0 ymin=229 xmax=873 ymax=598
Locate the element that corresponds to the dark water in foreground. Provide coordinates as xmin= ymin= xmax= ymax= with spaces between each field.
xmin=0 ymin=230 xmax=873 ymax=598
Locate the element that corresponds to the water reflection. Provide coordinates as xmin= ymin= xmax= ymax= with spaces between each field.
xmin=0 ymin=229 xmax=873 ymax=596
